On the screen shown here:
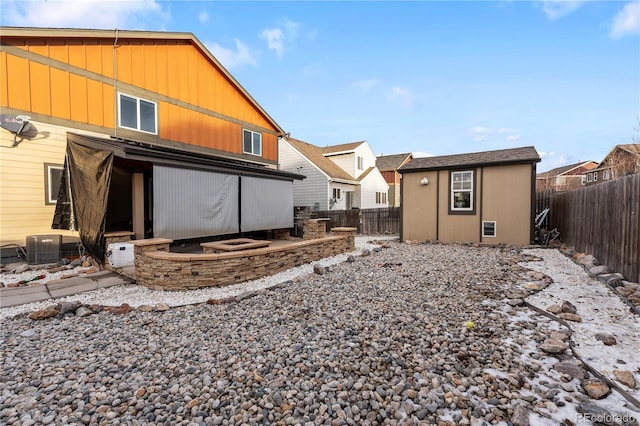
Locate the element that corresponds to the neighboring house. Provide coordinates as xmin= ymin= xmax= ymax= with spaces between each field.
xmin=376 ymin=153 xmax=413 ymax=207
xmin=0 ymin=27 xmax=301 ymax=260
xmin=278 ymin=137 xmax=389 ymax=211
xmin=399 ymin=146 xmax=541 ymax=246
xmin=536 ymin=161 xmax=598 ymax=192
xmin=584 ymin=143 xmax=640 ymax=186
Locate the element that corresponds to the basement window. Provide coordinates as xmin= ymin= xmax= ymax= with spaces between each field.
xmin=243 ymin=129 xmax=262 ymax=156
xmin=482 ymin=221 xmax=496 ymax=238
xmin=118 ymin=93 xmax=157 ymax=134
xmin=44 ymin=163 xmax=64 ymax=205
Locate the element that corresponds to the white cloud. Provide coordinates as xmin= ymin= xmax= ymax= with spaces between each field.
xmin=260 ymin=19 xmax=301 ymax=58
xmin=260 ymin=28 xmax=285 ymax=58
xmin=469 ymin=126 xmax=521 ymax=142
xmin=539 ymin=151 xmax=556 ymax=158
xmin=610 ymin=2 xmax=640 ymax=39
xmin=388 ymin=86 xmax=416 ymax=109
xmin=2 ymin=0 xmax=168 ymax=30
xmin=198 ymin=11 xmax=209 ymax=24
xmin=352 ymin=78 xmax=379 ymax=91
xmin=539 ymin=0 xmax=584 ymax=20
xmin=470 ymin=126 xmax=491 ymax=142
xmin=207 ymin=39 xmax=258 ymax=70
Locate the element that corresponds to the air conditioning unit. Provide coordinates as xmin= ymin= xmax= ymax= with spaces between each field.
xmin=26 ymin=234 xmax=62 ymax=265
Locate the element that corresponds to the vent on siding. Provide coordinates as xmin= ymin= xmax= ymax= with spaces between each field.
xmin=26 ymin=235 xmax=62 ymax=265
xmin=482 ymin=221 xmax=496 ymax=238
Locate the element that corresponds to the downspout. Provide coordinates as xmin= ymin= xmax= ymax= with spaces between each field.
xmin=113 ymin=28 xmax=119 ymax=137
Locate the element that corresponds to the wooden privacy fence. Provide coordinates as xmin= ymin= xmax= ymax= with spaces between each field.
xmin=315 ymin=207 xmax=400 ymax=235
xmin=547 ymin=174 xmax=640 ymax=283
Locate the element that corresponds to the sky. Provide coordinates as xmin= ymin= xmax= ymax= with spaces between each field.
xmin=1 ymin=0 xmax=639 ymax=172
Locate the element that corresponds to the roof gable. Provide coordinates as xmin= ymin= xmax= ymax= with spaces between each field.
xmin=285 ymin=138 xmax=357 ymax=182
xmin=400 ymin=146 xmax=540 ymax=172
xmin=321 ymin=141 xmax=366 ymax=155
xmin=0 ymin=26 xmax=284 ymax=135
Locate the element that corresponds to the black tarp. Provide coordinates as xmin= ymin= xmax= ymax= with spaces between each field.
xmin=52 ymin=139 xmax=113 ymax=261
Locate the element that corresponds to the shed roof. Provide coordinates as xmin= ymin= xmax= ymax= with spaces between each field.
xmin=286 ymin=138 xmax=357 ymax=183
xmin=376 ymin=153 xmax=413 ymax=172
xmin=399 ymin=146 xmax=540 ymax=173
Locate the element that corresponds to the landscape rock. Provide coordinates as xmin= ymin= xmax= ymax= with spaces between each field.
xmin=546 ymin=304 xmax=563 ymax=314
xmin=613 ymin=370 xmax=636 ymax=388
xmin=55 ymin=300 xmax=82 ymax=314
xmin=540 ymin=338 xmax=569 ymax=354
xmin=313 ymin=264 xmax=327 ymax=275
xmin=27 ymin=307 xmax=59 ymax=320
xmin=74 ymin=306 xmax=94 ymax=317
xmin=594 ymin=333 xmax=617 ymax=346
xmin=557 ymin=312 xmax=582 ymax=322
xmin=588 ymin=265 xmax=611 ymax=276
xmin=582 ymin=380 xmax=610 ymax=400
xmin=561 ymin=300 xmax=577 ymax=314
xmin=553 ymin=361 xmax=586 ymax=380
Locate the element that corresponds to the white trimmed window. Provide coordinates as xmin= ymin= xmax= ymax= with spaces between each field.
xmin=118 ymin=93 xmax=157 ymax=134
xmin=482 ymin=221 xmax=496 ymax=237
xmin=593 ymin=171 xmax=598 ymax=181
xmin=332 ymin=188 xmax=341 ymax=199
xmin=44 ymin=163 xmax=64 ymax=205
xmin=243 ymin=129 xmax=262 ymax=156
xmin=587 ymin=173 xmax=592 ymax=182
xmin=375 ymin=192 xmax=387 ymax=204
xmin=451 ymin=171 xmax=473 ymax=211
xmin=357 ymin=156 xmax=364 ymax=170
xmin=603 ymin=169 xmax=610 ymax=180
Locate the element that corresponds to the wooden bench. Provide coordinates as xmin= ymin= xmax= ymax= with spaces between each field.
xmin=200 ymin=238 xmax=272 ymax=254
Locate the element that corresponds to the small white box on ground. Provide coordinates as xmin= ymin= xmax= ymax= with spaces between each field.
xmin=107 ymin=242 xmax=134 ymax=268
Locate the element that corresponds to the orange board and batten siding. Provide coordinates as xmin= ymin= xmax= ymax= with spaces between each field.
xmin=0 ymin=29 xmax=281 ymax=162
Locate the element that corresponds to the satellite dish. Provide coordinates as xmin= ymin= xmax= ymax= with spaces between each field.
xmin=0 ymin=114 xmax=31 ymax=134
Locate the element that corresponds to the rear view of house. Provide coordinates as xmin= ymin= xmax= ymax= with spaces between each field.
xmin=278 ymin=137 xmax=388 ymax=211
xmin=399 ymin=146 xmax=541 ymax=246
xmin=0 ymin=27 xmax=300 ymax=260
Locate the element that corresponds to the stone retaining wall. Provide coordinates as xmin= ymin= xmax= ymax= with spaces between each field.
xmin=133 ymin=229 xmax=355 ymax=291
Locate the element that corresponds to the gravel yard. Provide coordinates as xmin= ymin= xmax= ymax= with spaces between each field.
xmin=1 ymin=239 xmax=638 ymax=425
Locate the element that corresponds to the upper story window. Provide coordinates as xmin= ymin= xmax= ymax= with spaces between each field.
xmin=118 ymin=93 xmax=157 ymax=134
xmin=44 ymin=163 xmax=64 ymax=205
xmin=357 ymin=156 xmax=364 ymax=170
xmin=243 ymin=129 xmax=262 ymax=156
xmin=451 ymin=171 xmax=473 ymax=211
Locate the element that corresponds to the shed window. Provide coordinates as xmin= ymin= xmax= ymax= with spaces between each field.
xmin=243 ymin=129 xmax=262 ymax=156
xmin=482 ymin=221 xmax=496 ymax=237
xmin=587 ymin=173 xmax=592 ymax=182
xmin=451 ymin=171 xmax=473 ymax=211
xmin=118 ymin=93 xmax=157 ymax=134
xmin=44 ymin=163 xmax=64 ymax=205
xmin=603 ymin=170 xmax=610 ymax=180
xmin=593 ymin=172 xmax=598 ymax=181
